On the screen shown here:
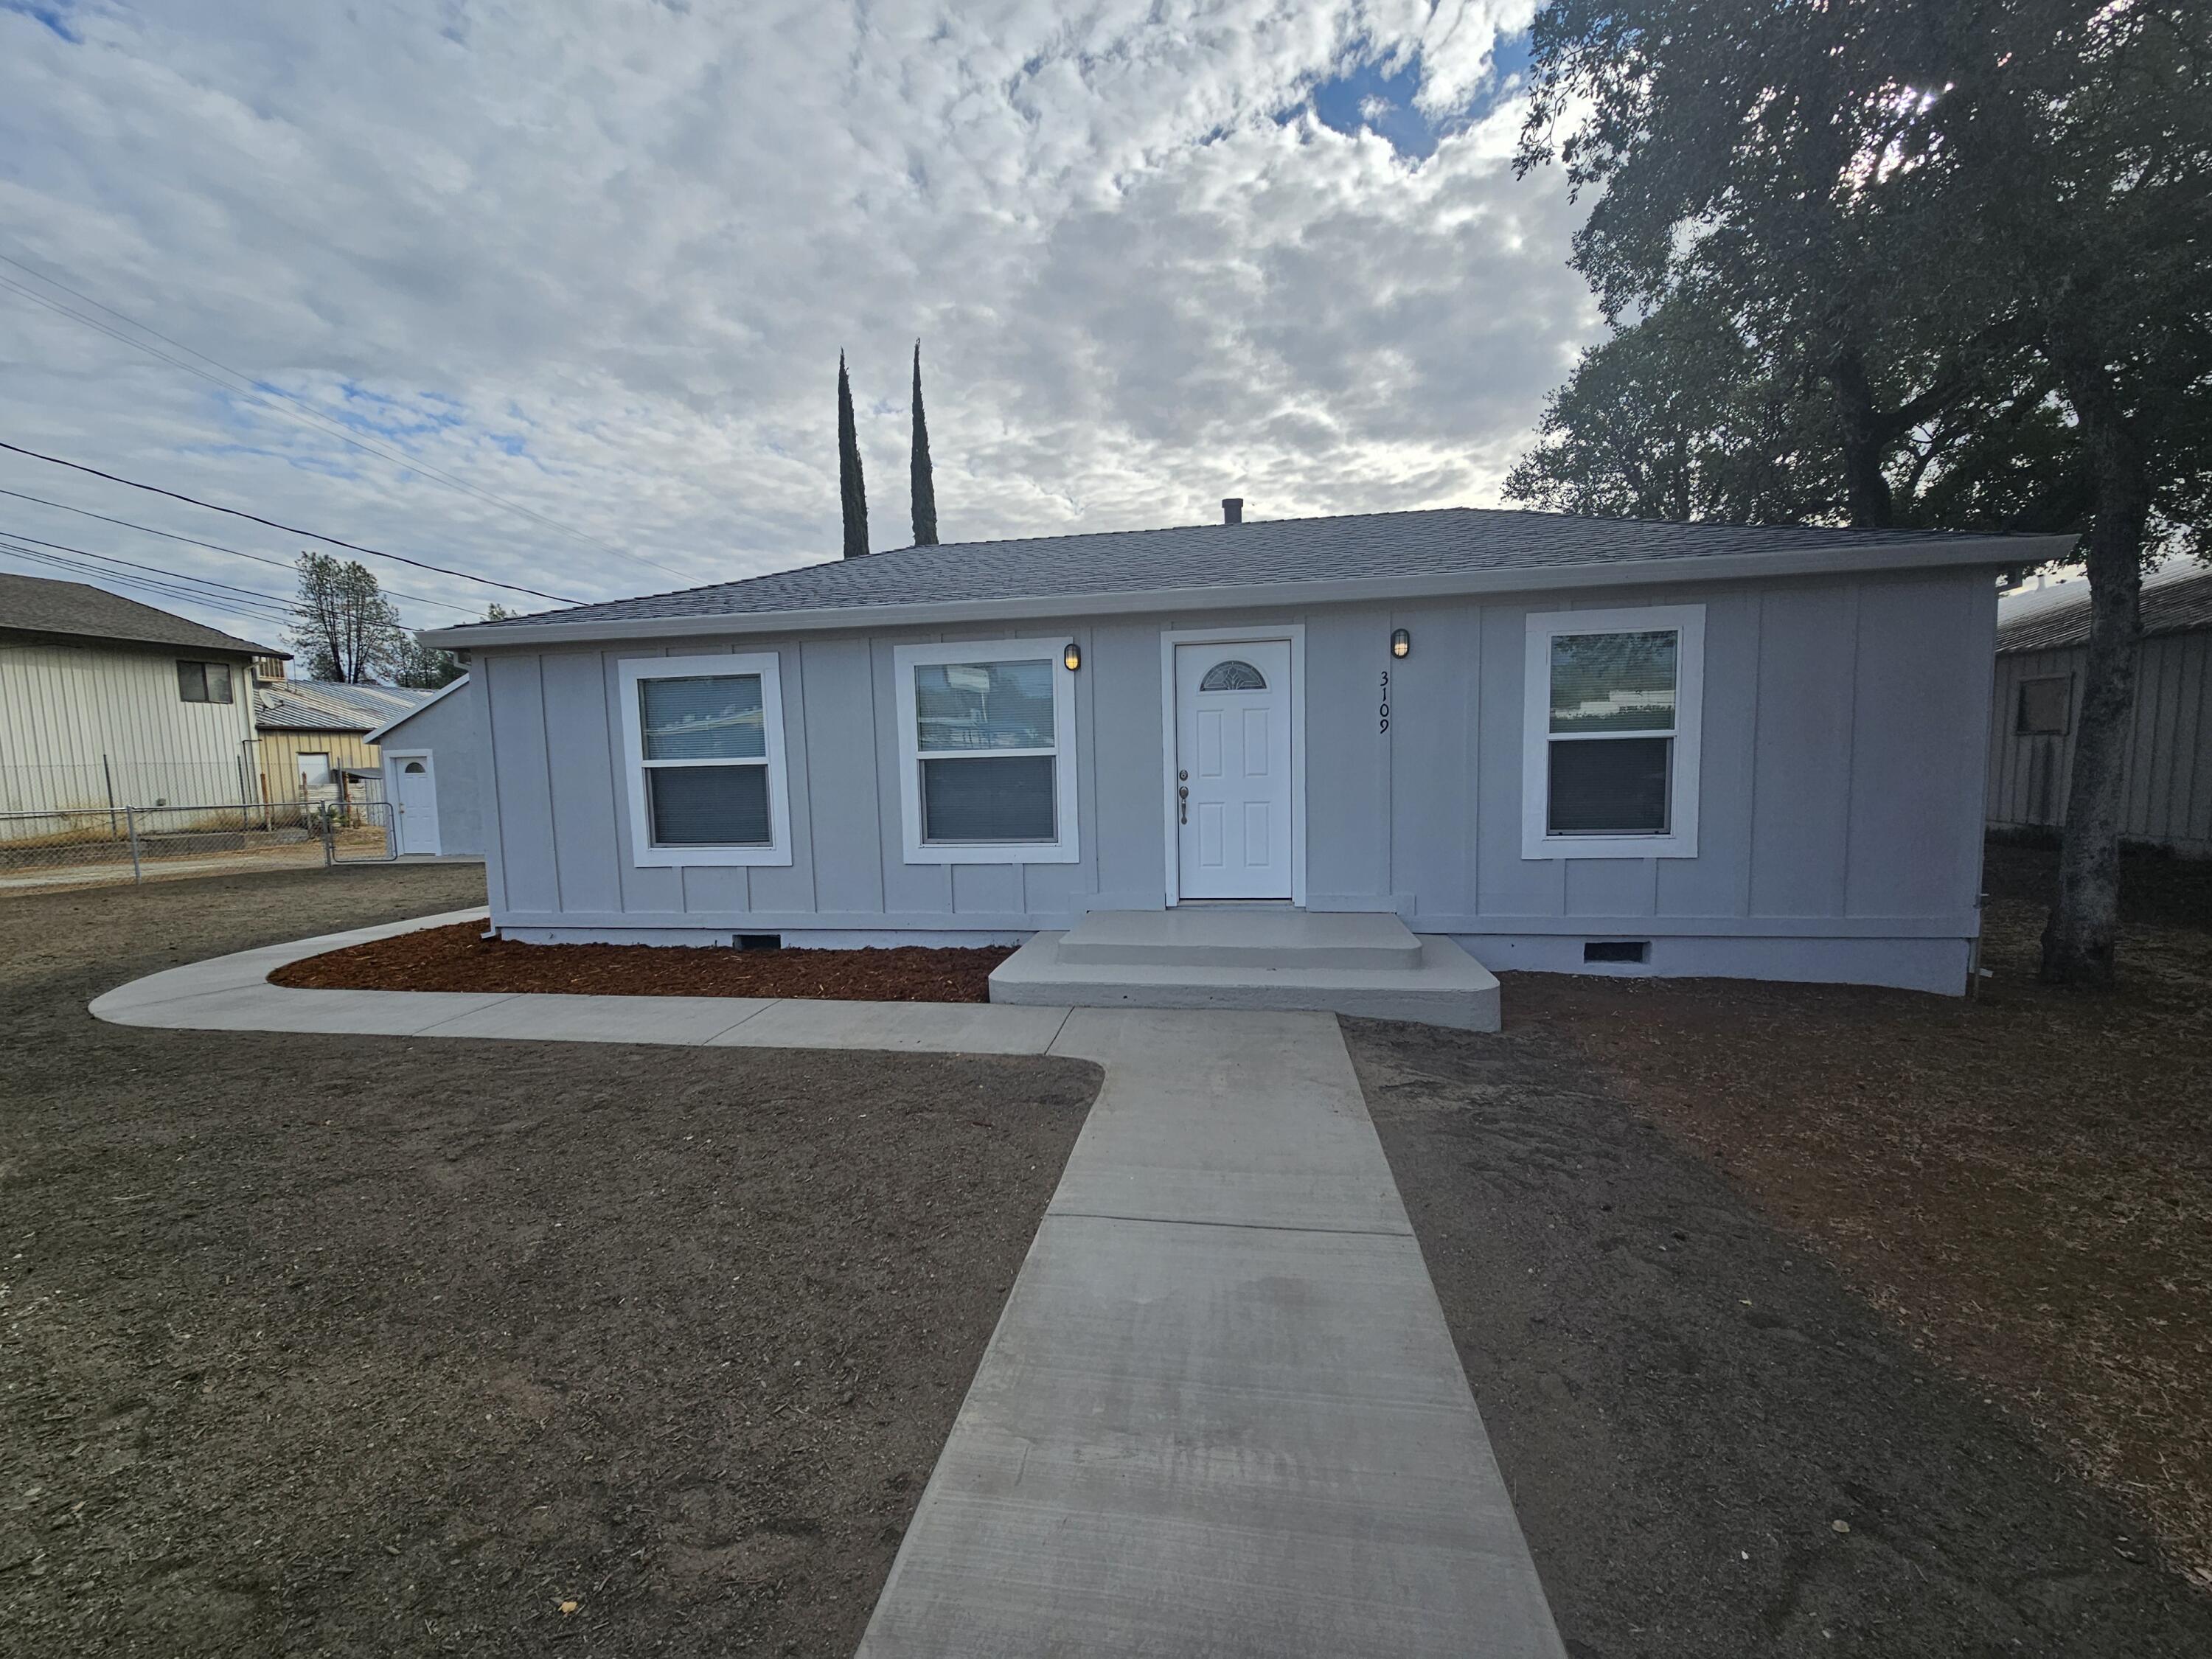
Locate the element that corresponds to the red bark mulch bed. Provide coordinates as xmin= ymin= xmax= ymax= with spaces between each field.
xmin=268 ymin=921 xmax=1015 ymax=1002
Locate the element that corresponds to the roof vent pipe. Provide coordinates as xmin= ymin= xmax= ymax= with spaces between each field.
xmin=1222 ymin=498 xmax=1244 ymax=525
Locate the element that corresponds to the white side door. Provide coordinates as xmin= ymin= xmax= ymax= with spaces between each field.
xmin=390 ymin=752 xmax=441 ymax=856
xmin=1175 ymin=639 xmax=1293 ymax=899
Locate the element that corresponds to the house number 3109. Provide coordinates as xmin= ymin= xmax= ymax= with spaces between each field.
xmin=1379 ymin=669 xmax=1391 ymax=734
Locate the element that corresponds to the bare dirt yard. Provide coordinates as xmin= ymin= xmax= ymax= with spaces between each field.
xmin=270 ymin=919 xmax=1012 ymax=1002
xmin=0 ymin=866 xmax=1096 ymax=1657
xmin=1354 ymin=841 xmax=2212 ymax=1657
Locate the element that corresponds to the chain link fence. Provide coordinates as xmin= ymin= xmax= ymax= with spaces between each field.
xmin=0 ymin=799 xmax=394 ymax=894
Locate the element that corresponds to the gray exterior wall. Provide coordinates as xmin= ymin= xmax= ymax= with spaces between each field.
xmin=474 ymin=565 xmax=1998 ymax=994
xmin=372 ymin=678 xmax=486 ymax=856
xmin=1987 ymin=629 xmax=2211 ymax=855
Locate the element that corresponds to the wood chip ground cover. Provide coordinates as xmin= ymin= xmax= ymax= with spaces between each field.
xmin=268 ymin=920 xmax=1012 ymax=1002
xmin=0 ymin=866 xmax=1096 ymax=1657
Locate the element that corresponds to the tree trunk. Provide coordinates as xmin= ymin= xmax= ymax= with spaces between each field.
xmin=1826 ymin=347 xmax=1896 ymax=527
xmin=2038 ymin=400 xmax=2148 ymax=987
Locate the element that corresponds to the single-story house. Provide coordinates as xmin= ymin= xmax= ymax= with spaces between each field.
xmin=425 ymin=506 xmax=2076 ymax=998
xmin=361 ymin=674 xmax=484 ymax=857
xmin=1987 ymin=560 xmax=2211 ymax=857
xmin=1 ymin=571 xmax=282 ymax=824
xmin=251 ymin=678 xmax=435 ymax=808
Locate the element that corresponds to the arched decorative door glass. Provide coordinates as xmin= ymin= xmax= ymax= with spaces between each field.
xmin=1198 ymin=659 xmax=1267 ymax=692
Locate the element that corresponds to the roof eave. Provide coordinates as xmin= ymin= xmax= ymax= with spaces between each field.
xmin=422 ymin=533 xmax=2073 ymax=650
xmin=362 ymin=672 xmax=470 ymax=745
xmin=0 ymin=624 xmax=284 ymax=658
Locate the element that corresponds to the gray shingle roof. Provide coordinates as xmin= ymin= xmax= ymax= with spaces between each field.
xmin=453 ymin=507 xmax=2029 ymax=636
xmin=1997 ymin=563 xmax=2212 ymax=654
xmin=254 ymin=681 xmax=434 ymax=732
xmin=0 ymin=571 xmax=283 ymax=657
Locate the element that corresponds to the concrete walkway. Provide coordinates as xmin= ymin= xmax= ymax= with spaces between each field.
xmin=91 ymin=914 xmax=1565 ymax=1658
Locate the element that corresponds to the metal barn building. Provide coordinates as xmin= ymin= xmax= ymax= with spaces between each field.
xmin=1987 ymin=563 xmax=2212 ymax=857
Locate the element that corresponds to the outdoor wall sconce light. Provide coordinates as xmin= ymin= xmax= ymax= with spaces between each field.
xmin=1063 ymin=640 xmax=1082 ymax=672
xmin=1391 ymin=627 xmax=1411 ymax=659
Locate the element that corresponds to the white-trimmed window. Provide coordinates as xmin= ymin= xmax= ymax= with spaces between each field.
xmin=894 ymin=638 xmax=1079 ymax=864
xmin=618 ymin=652 xmax=791 ymax=867
xmin=1522 ymin=605 xmax=1705 ymax=859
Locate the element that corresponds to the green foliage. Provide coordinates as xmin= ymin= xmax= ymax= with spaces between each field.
xmin=289 ymin=551 xmax=406 ymax=684
xmin=390 ymin=603 xmax=507 ymax=689
xmin=1509 ymin=0 xmax=2206 ymax=551
xmin=389 ymin=636 xmax=465 ymax=689
xmin=911 ymin=340 xmax=939 ymax=548
xmin=838 ymin=351 xmax=869 ymax=559
xmin=1503 ymin=290 xmax=1837 ymax=524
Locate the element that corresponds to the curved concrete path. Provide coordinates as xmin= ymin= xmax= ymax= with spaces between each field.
xmin=92 ymin=914 xmax=1565 ymax=1659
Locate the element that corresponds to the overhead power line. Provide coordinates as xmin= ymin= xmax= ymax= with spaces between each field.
xmin=0 ymin=440 xmax=582 ymax=605
xmin=0 ymin=484 xmax=477 ymax=613
xmin=0 ymin=540 xmax=296 ymax=630
xmin=0 ymin=248 xmax=695 ymax=582
xmin=0 ymin=528 xmax=301 ymax=614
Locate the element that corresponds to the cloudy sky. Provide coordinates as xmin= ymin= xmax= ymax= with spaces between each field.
xmin=0 ymin=0 xmax=1597 ymax=647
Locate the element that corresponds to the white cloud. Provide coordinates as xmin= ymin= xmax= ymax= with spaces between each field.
xmin=0 ymin=0 xmax=1595 ymax=642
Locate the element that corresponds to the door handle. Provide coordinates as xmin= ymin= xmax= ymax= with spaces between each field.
xmin=1178 ymin=782 xmax=1189 ymax=825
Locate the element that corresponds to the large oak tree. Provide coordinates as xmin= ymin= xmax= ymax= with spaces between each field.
xmin=1512 ymin=0 xmax=2211 ymax=984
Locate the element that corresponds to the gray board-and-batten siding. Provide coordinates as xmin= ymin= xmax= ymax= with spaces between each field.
xmin=465 ymin=561 xmax=2001 ymax=996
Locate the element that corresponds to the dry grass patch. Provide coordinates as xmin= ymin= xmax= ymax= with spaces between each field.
xmin=1509 ymin=844 xmax=2212 ymax=1588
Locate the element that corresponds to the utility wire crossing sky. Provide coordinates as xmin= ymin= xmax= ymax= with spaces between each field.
xmin=0 ymin=2 xmax=1591 ymax=646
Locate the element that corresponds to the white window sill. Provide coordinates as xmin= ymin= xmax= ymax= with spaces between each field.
xmin=1523 ymin=832 xmax=1699 ymax=860
xmin=905 ymin=842 xmax=1079 ymax=866
xmin=635 ymin=844 xmax=792 ymax=868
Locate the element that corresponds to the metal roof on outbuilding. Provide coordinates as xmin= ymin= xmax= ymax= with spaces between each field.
xmin=0 ymin=571 xmax=283 ymax=657
xmin=434 ymin=506 xmax=2050 ymax=645
xmin=254 ymin=681 xmax=435 ymax=732
xmin=1997 ymin=563 xmax=2212 ymax=655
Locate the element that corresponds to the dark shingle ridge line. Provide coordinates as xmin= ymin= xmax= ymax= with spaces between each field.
xmin=456 ymin=504 xmax=2034 ymax=633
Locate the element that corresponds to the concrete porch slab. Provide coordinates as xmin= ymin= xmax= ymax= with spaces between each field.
xmin=1057 ymin=907 xmax=1422 ymax=969
xmin=992 ymin=931 xmax=1501 ymax=1032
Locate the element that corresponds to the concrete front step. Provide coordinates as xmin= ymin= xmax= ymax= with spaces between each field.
xmin=991 ymin=925 xmax=1501 ymax=1032
xmin=1055 ymin=906 xmax=1425 ymax=970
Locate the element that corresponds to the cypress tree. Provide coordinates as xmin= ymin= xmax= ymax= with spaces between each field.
xmin=910 ymin=339 xmax=939 ymax=547
xmin=837 ymin=351 xmax=869 ymax=559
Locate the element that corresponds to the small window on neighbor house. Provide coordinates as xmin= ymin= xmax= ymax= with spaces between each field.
xmin=1198 ymin=659 xmax=1267 ymax=692
xmin=177 ymin=660 xmax=234 ymax=704
xmin=403 ymin=760 xmax=427 ymax=775
xmin=617 ymin=653 xmax=792 ymax=868
xmin=894 ymin=639 xmax=1079 ymax=864
xmin=2017 ymin=675 xmax=2070 ymax=736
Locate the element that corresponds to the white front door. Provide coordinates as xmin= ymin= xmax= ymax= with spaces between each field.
xmin=1175 ymin=639 xmax=1293 ymax=899
xmin=391 ymin=753 xmax=441 ymax=855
